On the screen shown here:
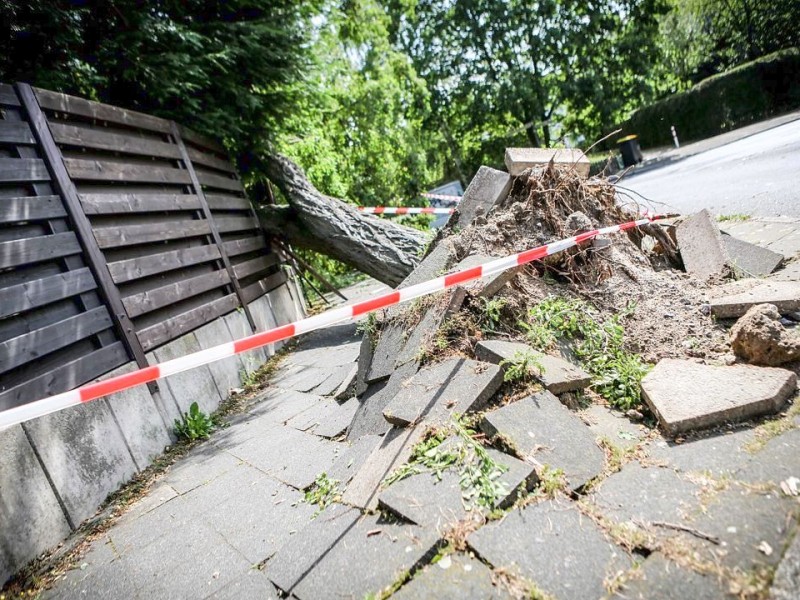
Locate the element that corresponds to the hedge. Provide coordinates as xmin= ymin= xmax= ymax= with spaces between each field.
xmin=619 ymin=48 xmax=800 ymax=149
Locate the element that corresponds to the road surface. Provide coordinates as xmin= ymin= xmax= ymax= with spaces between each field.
xmin=619 ymin=119 xmax=800 ymax=217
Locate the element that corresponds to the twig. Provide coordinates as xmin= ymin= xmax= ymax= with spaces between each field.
xmin=650 ymin=521 xmax=720 ymax=545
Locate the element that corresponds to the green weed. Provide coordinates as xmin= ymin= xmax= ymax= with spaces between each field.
xmin=478 ymin=297 xmax=508 ymax=333
xmin=500 ymin=350 xmax=545 ymax=383
xmin=716 ymin=213 xmax=751 ymax=222
xmin=304 ymin=472 xmax=341 ymax=516
xmin=173 ymin=402 xmax=214 ymax=441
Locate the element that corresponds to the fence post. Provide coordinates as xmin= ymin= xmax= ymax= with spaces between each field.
xmin=15 ymin=83 xmax=156 ymax=387
xmin=169 ymin=121 xmax=258 ymax=333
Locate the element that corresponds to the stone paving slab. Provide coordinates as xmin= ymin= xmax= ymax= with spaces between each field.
xmin=391 ymin=553 xmax=511 ymax=600
xmin=206 ymin=570 xmax=281 ymax=599
xmin=475 ymin=339 xmax=591 ymax=394
xmin=505 ymin=147 xmax=590 ymax=177
xmin=481 ymin=392 xmax=605 ymax=491
xmin=265 ymin=504 xmax=439 ymax=599
xmin=452 ymin=254 xmax=516 ymax=298
xmin=676 ymin=209 xmax=730 ymax=281
xmin=454 ymin=166 xmax=511 ymax=228
xmin=771 ymin=528 xmax=800 ymax=600
xmin=271 ymin=364 xmax=336 ymax=393
xmin=312 ymin=397 xmax=359 ymax=439
xmin=348 ymin=361 xmax=419 ymax=439
xmin=327 ymin=434 xmax=384 ymax=486
xmin=611 ymin=553 xmax=728 ymax=600
xmin=367 ymin=323 xmax=408 ymax=383
xmin=341 ymin=426 xmax=424 ymax=510
xmin=383 ymin=358 xmax=503 ymax=427
xmin=310 ymin=362 xmax=357 ymax=396
xmin=737 ymin=427 xmax=800 ymax=485
xmin=722 ymin=233 xmax=784 ymax=277
xmin=468 ymin=497 xmax=629 ymax=599
xmin=646 ymin=428 xmax=755 ymax=477
xmin=641 ymin=359 xmax=796 ymax=435
xmin=378 ymin=443 xmax=534 ymax=528
xmin=709 ymin=280 xmax=800 ymax=318
xmin=579 ymin=404 xmax=645 ymax=449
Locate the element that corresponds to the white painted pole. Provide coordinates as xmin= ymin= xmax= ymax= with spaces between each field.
xmin=671 ymin=125 xmax=680 ymax=149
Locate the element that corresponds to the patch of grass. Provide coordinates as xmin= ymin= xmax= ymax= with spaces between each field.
xmin=173 ymin=402 xmax=215 ymax=441
xmin=519 ymin=296 xmax=650 ymax=411
xmin=304 ymin=473 xmax=341 ymax=517
xmin=717 ymin=214 xmax=751 ymax=223
xmin=537 ymin=466 xmax=567 ymax=498
xmin=744 ymin=400 xmax=800 ymax=453
xmin=500 ymin=350 xmax=544 ymax=383
xmin=491 ymin=567 xmax=555 ymax=600
xmin=478 ymin=297 xmax=508 ymax=334
xmin=382 ymin=426 xmax=457 ymax=486
xmin=356 ymin=312 xmax=380 ymax=345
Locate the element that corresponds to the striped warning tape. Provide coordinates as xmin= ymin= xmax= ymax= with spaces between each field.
xmin=0 ymin=214 xmax=673 ymax=430
xmin=358 ymin=206 xmax=455 ymax=215
xmin=420 ymin=192 xmax=462 ymax=201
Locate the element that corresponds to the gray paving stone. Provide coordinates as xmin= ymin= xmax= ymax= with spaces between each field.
xmin=451 ymin=254 xmax=517 ymax=298
xmin=123 ymin=481 xmax=179 ymax=521
xmin=611 ymin=553 xmax=728 ymax=599
xmin=266 ymin=504 xmax=438 ymax=600
xmin=229 ymin=426 xmax=343 ymax=490
xmin=590 ymin=462 xmax=701 ymax=526
xmin=770 ymin=527 xmax=800 ymax=600
xmin=391 ymin=553 xmax=511 ymax=600
xmin=313 ymin=397 xmax=360 ymax=439
xmin=642 ymin=359 xmax=796 ymax=435
xmin=327 ymin=434 xmax=383 ymax=486
xmin=737 ymin=427 xmax=800 ymax=485
xmin=383 ymin=358 xmax=503 ymax=427
xmin=348 ymin=361 xmax=419 ymax=440
xmin=272 ymin=364 xmax=336 ymax=393
xmin=332 ymin=363 xmax=358 ymax=400
xmin=289 ymin=323 xmax=361 ymax=368
xmin=0 ymin=425 xmax=72 ymax=584
xmin=355 ymin=332 xmax=374 ymax=396
xmin=164 ymin=446 xmax=243 ymax=494
xmin=505 ymin=147 xmax=590 ymax=177
xmin=341 ymin=426 xmax=425 ymax=510
xmin=676 ymin=209 xmax=730 ymax=281
xmin=367 ymin=323 xmax=407 ymax=382
xmin=379 ymin=443 xmax=534 ymax=527
xmin=286 ymin=398 xmax=341 ymax=432
xmin=770 ymin=259 xmax=800 ymax=282
xmin=475 ymin=339 xmax=592 ymax=394
xmin=468 ymin=497 xmax=629 ymax=600
xmin=207 ymin=570 xmax=281 ymax=599
xmin=400 ymin=239 xmax=457 ymax=288
xmin=723 ymin=234 xmax=784 ymax=277
xmin=710 ymin=280 xmax=800 ymax=318
xmin=22 ymin=400 xmax=138 ymax=527
xmin=647 ymin=428 xmax=755 ymax=477
xmin=580 ymin=403 xmax=645 ymax=449
xmin=481 ymin=392 xmax=605 ymax=491
xmin=455 ymin=166 xmax=511 ymax=228
xmin=310 ymin=362 xmax=356 ymax=396
xmin=194 ymin=317 xmax=246 ymax=399
xmin=154 ymin=332 xmax=224 ymax=415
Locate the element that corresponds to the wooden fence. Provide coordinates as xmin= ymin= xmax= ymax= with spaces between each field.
xmin=0 ymin=83 xmax=285 ymax=413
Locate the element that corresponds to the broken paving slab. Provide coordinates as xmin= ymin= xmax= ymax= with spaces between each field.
xmin=341 ymin=425 xmax=425 ymax=510
xmin=265 ymin=504 xmax=438 ymax=600
xmin=641 ymin=359 xmax=796 ymax=435
xmin=468 ymin=497 xmax=629 ymax=599
xmin=327 ymin=434 xmax=383 ymax=486
xmin=382 ymin=357 xmax=503 ymax=428
xmin=722 ymin=233 xmax=783 ymax=277
xmin=454 ymin=166 xmax=512 ymax=228
xmin=348 ymin=361 xmax=419 ymax=440
xmin=676 ymin=209 xmax=731 ymax=281
xmin=709 ymin=280 xmax=800 ymax=318
xmin=504 ymin=147 xmax=590 ymax=178
xmin=475 ymin=339 xmax=592 ymax=394
xmin=390 ymin=553 xmax=511 ymax=600
xmin=312 ymin=397 xmax=360 ymax=439
xmin=579 ymin=404 xmax=645 ymax=449
xmin=481 ymin=392 xmax=605 ymax=491
xmin=378 ymin=443 xmax=535 ymax=528
xmin=611 ymin=553 xmax=727 ymax=600
xmin=771 ymin=527 xmax=800 ymax=600
xmin=271 ymin=364 xmax=337 ymax=393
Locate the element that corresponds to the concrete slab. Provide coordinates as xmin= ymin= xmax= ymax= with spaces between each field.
xmin=355 ymin=333 xmax=373 ymax=396
xmin=391 ymin=553 xmax=509 ymax=600
xmin=770 ymin=259 xmax=800 ymax=282
xmin=737 ymin=427 xmax=800 ymax=485
xmin=313 ymin=397 xmax=360 ymax=439
xmin=710 ymin=280 xmax=800 ymax=318
xmin=332 ymin=364 xmax=358 ymax=400
xmin=367 ymin=323 xmax=407 ymax=383
xmin=341 ymin=426 xmax=424 ymax=510
xmin=286 ymin=398 xmax=340 ymax=432
xmin=641 ymin=359 xmax=796 ymax=435
xmin=194 ymin=317 xmax=245 ymax=398
xmin=402 ymin=241 xmax=456 ymax=288
xmin=475 ymin=339 xmax=592 ymax=394
xmin=348 ymin=361 xmax=419 ymax=439
xmin=771 ymin=528 xmax=800 ymax=600
xmin=580 ymin=403 xmax=645 ymax=449
xmin=676 ymin=209 xmax=729 ymax=281
xmin=327 ymin=434 xmax=384 ymax=486
xmin=0 ymin=425 xmax=72 ymax=584
xmin=722 ymin=234 xmax=783 ymax=277
xmin=272 ymin=364 xmax=337 ymax=393
xmin=266 ymin=504 xmax=438 ymax=600
xmin=647 ymin=428 xmax=756 ymax=477
xmin=611 ymin=553 xmax=728 ymax=600
xmin=153 ymin=332 xmax=223 ymax=416
xmin=481 ymin=392 xmax=605 ymax=491
xmin=101 ymin=363 xmax=172 ymax=469
xmin=225 ymin=308 xmax=267 ymax=371
xmin=268 ymin=283 xmax=302 ymax=327
xmin=468 ymin=497 xmax=629 ymax=599
xmin=451 ymin=255 xmax=516 ymax=298
xmin=455 ymin=166 xmax=512 ymax=227
xmin=382 ymin=358 xmax=503 ymax=427
xmin=310 ymin=363 xmax=357 ymax=397
xmin=505 ymin=147 xmax=590 ymax=178
xmin=22 ymin=400 xmax=138 ymax=526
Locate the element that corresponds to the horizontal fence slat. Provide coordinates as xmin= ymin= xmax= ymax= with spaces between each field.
xmin=241 ymin=270 xmax=288 ymax=303
xmin=0 ymin=305 xmax=112 ymax=375
xmin=63 ymin=158 xmax=192 ymax=185
xmin=196 ymin=170 xmax=243 ymax=193
xmin=93 ymin=219 xmax=212 ymax=248
xmin=0 ymin=342 xmax=129 ymax=412
xmin=186 ymin=147 xmax=235 ymax=173
xmin=223 ymin=236 xmax=266 ymax=257
xmin=138 ymin=293 xmax=239 ymax=351
xmin=0 ymin=232 xmax=82 ymax=268
xmin=177 ymin=125 xmax=226 ymax=155
xmin=34 ymin=88 xmax=171 ymax=134
xmin=49 ymin=122 xmax=181 ymax=159
xmin=0 ymin=158 xmax=50 ymax=183
xmin=0 ymin=268 xmax=96 ymax=319
xmin=108 ymin=245 xmax=221 ymax=283
xmin=205 ymin=194 xmax=252 ymax=211
xmin=215 ymin=215 xmax=259 ymax=233
xmin=80 ymin=193 xmax=201 ymax=215
xmin=0 ymin=195 xmax=66 ymax=223
xmin=123 ymin=269 xmax=230 ymax=318
xmin=0 ymin=121 xmax=35 ymax=145
xmin=233 ymin=254 xmax=278 ymax=280
xmin=0 ymin=84 xmax=20 ymax=107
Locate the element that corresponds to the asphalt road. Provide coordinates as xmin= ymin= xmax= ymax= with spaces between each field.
xmin=619 ymin=119 xmax=800 ymax=218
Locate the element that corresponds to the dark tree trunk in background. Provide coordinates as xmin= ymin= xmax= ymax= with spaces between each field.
xmin=256 ymin=154 xmax=426 ymax=287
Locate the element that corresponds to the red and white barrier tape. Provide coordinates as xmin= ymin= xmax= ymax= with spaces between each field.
xmin=358 ymin=206 xmax=455 ymax=215
xmin=0 ymin=214 xmax=671 ymax=430
xmin=420 ymin=192 xmax=462 ymax=201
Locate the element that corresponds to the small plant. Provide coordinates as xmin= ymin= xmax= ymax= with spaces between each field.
xmin=500 ymin=350 xmax=545 ymax=383
xmin=304 ymin=472 xmax=341 ymax=516
xmin=537 ymin=465 xmax=567 ymax=497
xmin=173 ymin=402 xmax=214 ymax=441
xmin=479 ymin=297 xmax=508 ymax=333
xmin=356 ymin=312 xmax=379 ymax=344
xmin=383 ymin=427 xmax=457 ymax=485
xmin=717 ymin=213 xmax=751 ymax=222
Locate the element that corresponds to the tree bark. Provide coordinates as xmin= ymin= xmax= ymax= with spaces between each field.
xmin=257 ymin=154 xmax=427 ymax=287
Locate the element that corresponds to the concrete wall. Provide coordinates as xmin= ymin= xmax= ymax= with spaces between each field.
xmin=0 ymin=277 xmax=306 ymax=585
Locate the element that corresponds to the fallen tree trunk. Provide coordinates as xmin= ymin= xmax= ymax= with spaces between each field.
xmin=256 ymin=154 xmax=426 ymax=287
